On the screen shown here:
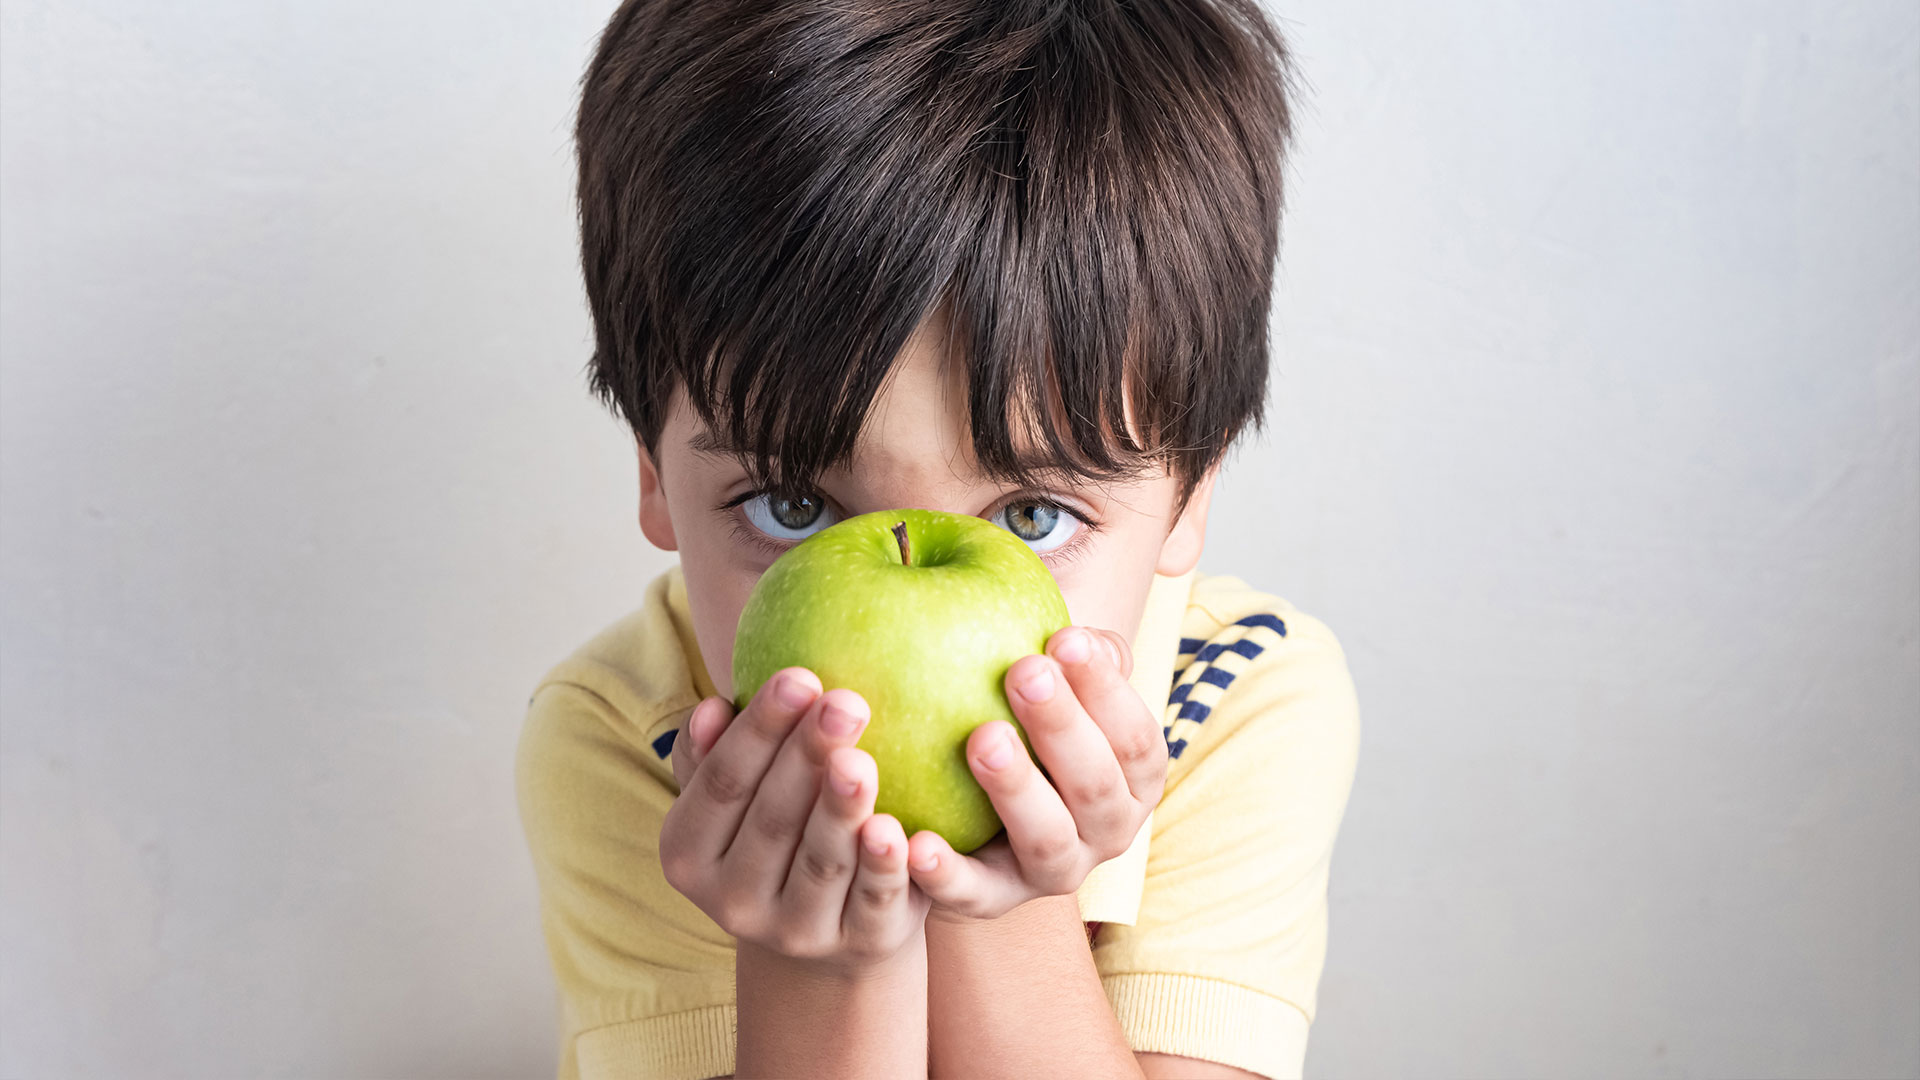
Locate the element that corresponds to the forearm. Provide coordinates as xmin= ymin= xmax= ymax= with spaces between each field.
xmin=735 ymin=929 xmax=929 ymax=1079
xmin=925 ymin=894 xmax=1144 ymax=1079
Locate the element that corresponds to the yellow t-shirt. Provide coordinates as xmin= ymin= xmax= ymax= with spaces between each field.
xmin=515 ymin=565 xmax=1360 ymax=1080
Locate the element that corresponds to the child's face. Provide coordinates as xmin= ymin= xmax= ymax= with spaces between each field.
xmin=636 ymin=308 xmax=1216 ymax=700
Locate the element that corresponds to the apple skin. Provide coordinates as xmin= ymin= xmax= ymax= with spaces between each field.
xmin=731 ymin=507 xmax=1070 ymax=854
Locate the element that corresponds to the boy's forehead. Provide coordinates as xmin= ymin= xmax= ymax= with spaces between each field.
xmin=684 ymin=416 xmax=1087 ymax=493
xmin=684 ymin=319 xmax=1052 ymax=489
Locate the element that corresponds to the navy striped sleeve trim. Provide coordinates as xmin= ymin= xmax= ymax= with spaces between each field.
xmin=1161 ymin=611 xmax=1288 ymax=759
xmin=1236 ymin=613 xmax=1287 ymax=635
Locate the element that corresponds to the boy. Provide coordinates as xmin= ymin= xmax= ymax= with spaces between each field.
xmin=516 ymin=1 xmax=1360 ymax=1077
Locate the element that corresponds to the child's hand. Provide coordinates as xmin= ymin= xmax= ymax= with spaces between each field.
xmin=660 ymin=669 xmax=929 ymax=971
xmin=905 ymin=626 xmax=1168 ymax=921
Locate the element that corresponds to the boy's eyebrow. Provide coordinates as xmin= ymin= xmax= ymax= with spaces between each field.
xmin=687 ymin=428 xmax=745 ymax=459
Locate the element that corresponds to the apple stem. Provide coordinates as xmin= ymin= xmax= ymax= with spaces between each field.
xmin=892 ymin=521 xmax=911 ymax=566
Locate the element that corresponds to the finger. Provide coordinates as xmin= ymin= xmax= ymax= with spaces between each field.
xmin=778 ymin=745 xmax=876 ymax=945
xmin=673 ymin=667 xmax=822 ymax=865
xmin=1049 ymin=626 xmax=1167 ymax=808
xmin=903 ymin=829 xmax=1024 ymax=919
xmin=1084 ymin=627 xmax=1135 ymax=680
xmin=1005 ymin=649 xmax=1135 ymax=842
xmin=963 ymin=719 xmax=1083 ymax=894
xmin=670 ymin=704 xmax=699 ymax=792
xmin=722 ymin=688 xmax=871 ymax=894
xmin=689 ymin=694 xmax=734 ymax=763
xmin=671 ymin=697 xmax=732 ymax=792
xmin=843 ymin=814 xmax=916 ymax=950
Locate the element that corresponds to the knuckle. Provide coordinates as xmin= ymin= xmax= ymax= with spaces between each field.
xmin=1114 ymin=725 xmax=1165 ymax=770
xmin=796 ymin=845 xmax=850 ymax=887
xmin=1025 ymin=829 xmax=1078 ymax=871
xmin=746 ymin=805 xmax=803 ymax=847
xmin=701 ymin=763 xmax=754 ymax=807
xmin=1066 ymin=769 xmax=1124 ymax=809
xmin=853 ymin=880 xmax=901 ymax=910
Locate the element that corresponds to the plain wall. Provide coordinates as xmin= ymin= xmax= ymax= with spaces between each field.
xmin=3 ymin=1 xmax=1915 ymax=1076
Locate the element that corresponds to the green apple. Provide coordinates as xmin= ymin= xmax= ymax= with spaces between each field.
xmin=732 ymin=507 xmax=1070 ymax=854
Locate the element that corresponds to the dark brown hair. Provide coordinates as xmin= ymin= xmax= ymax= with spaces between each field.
xmin=576 ymin=0 xmax=1300 ymax=502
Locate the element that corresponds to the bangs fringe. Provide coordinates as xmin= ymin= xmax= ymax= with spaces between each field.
xmin=578 ymin=0 xmax=1297 ymax=495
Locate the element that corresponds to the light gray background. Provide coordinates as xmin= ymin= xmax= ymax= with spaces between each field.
xmin=3 ymin=1 xmax=1916 ymax=1077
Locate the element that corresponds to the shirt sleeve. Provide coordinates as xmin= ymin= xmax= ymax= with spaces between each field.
xmin=515 ymin=680 xmax=739 ymax=1080
xmin=1091 ymin=610 xmax=1362 ymax=1080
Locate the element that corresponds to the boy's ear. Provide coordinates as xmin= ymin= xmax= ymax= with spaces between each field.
xmin=636 ymin=436 xmax=679 ymax=552
xmin=1155 ymin=466 xmax=1218 ymax=577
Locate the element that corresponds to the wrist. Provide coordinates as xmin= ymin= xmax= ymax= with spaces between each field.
xmin=738 ymin=922 xmax=928 ymax=982
xmin=736 ymin=926 xmax=929 ymax=1080
xmin=926 ymin=905 xmax=986 ymax=929
xmin=925 ymin=892 xmax=1078 ymax=937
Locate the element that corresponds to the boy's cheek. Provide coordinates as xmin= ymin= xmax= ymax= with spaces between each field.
xmin=679 ymin=557 xmax=763 ymax=701
xmin=1054 ymin=573 xmax=1151 ymax=650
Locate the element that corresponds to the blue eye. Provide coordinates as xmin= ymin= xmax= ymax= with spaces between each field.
xmin=742 ymin=491 xmax=837 ymax=540
xmin=992 ymin=500 xmax=1083 ymax=554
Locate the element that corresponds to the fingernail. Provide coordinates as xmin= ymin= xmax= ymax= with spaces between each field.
xmin=1054 ymin=628 xmax=1091 ymax=665
xmin=1016 ymin=666 xmax=1055 ymax=704
xmin=864 ymin=834 xmax=890 ymax=857
xmin=776 ymin=672 xmax=817 ymax=710
xmin=912 ymin=851 xmax=939 ymax=872
xmin=979 ymin=730 xmax=1017 ymax=771
xmin=831 ymin=768 xmax=860 ymax=797
xmin=821 ymin=699 xmax=867 ymax=737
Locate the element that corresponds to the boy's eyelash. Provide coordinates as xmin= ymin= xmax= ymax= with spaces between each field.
xmin=713 ymin=489 xmax=772 ymax=512
xmin=715 ymin=488 xmax=1102 ymax=566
